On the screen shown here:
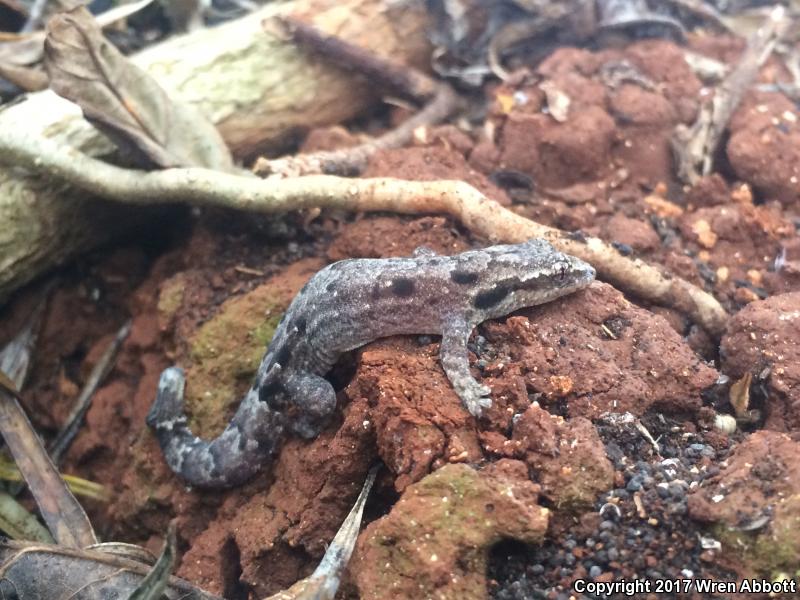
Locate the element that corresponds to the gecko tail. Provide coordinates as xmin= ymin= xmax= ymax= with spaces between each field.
xmin=146 ymin=367 xmax=285 ymax=488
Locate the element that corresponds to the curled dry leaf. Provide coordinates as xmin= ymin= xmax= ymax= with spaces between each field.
xmin=0 ymin=383 xmax=96 ymax=548
xmin=0 ymin=294 xmax=46 ymax=390
xmin=0 ymin=0 xmax=158 ymax=69
xmin=539 ymin=80 xmax=570 ymax=122
xmin=0 ymin=62 xmax=48 ymax=91
xmin=44 ymin=6 xmax=233 ymax=171
xmin=729 ymin=372 xmax=752 ymax=419
xmin=128 ymin=522 xmax=177 ymax=600
xmin=0 ymin=539 xmax=222 ymax=599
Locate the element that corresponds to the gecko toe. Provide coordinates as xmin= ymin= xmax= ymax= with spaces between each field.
xmin=147 ymin=367 xmax=187 ymax=428
xmin=461 ymin=385 xmax=493 ymax=417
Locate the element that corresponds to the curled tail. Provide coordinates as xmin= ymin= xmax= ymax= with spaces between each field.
xmin=146 ymin=367 xmax=286 ymax=488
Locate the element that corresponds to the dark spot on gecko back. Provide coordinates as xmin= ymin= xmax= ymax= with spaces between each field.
xmin=451 ymin=270 xmax=479 ymax=285
xmin=274 ymin=345 xmax=292 ymax=367
xmin=236 ymin=424 xmax=249 ymax=451
xmin=474 ymin=285 xmax=510 ymax=309
xmin=259 ymin=379 xmax=287 ymax=405
xmin=293 ymin=316 xmax=306 ymax=334
xmin=391 ymin=278 xmax=415 ymax=297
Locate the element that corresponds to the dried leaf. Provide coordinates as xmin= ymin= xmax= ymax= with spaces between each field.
xmin=0 ymin=62 xmax=48 ymax=91
xmin=729 ymin=372 xmax=752 ymax=419
xmin=0 ymin=383 xmax=97 ymax=548
xmin=0 ymin=34 xmax=46 ymax=68
xmin=0 ymin=369 xmax=19 ymax=400
xmin=44 ymin=6 xmax=233 ymax=171
xmin=539 ymin=80 xmax=571 ymax=122
xmin=129 ymin=522 xmax=177 ymax=600
xmin=0 ymin=457 xmax=110 ymax=502
xmin=0 ymin=0 xmax=158 ymax=68
xmin=0 ymin=490 xmax=54 ymax=543
xmin=0 ymin=539 xmax=222 ymax=599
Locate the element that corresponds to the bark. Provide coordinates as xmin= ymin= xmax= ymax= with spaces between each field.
xmin=0 ymin=0 xmax=431 ymax=306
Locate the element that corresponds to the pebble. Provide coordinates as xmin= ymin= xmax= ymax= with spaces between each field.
xmin=488 ymin=416 xmax=736 ymax=599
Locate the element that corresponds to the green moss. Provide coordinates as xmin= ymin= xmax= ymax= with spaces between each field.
xmin=713 ymin=495 xmax=800 ymax=578
xmin=183 ymin=284 xmax=290 ymax=434
xmin=156 ymin=273 xmax=188 ymax=322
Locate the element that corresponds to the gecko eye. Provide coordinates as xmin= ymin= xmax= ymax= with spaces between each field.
xmin=558 ymin=264 xmax=567 ymax=281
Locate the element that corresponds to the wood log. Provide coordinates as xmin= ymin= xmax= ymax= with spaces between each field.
xmin=0 ymin=0 xmax=431 ymax=306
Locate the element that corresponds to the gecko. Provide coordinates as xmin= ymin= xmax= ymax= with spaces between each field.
xmin=147 ymin=239 xmax=595 ymax=487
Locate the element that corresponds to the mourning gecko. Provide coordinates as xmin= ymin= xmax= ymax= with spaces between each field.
xmin=147 ymin=239 xmax=595 ymax=487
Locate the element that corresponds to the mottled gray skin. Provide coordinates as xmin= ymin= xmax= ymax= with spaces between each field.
xmin=147 ymin=239 xmax=595 ymax=487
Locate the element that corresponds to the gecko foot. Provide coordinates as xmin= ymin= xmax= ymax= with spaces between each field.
xmin=146 ymin=367 xmax=187 ymax=429
xmin=453 ymin=380 xmax=492 ymax=417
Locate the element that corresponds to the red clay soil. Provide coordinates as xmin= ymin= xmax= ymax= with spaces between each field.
xmin=2 ymin=32 xmax=800 ymax=600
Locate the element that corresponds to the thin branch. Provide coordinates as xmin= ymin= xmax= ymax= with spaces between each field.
xmin=672 ymin=5 xmax=788 ymax=184
xmin=49 ymin=320 xmax=131 ymax=466
xmin=0 ymin=129 xmax=729 ymax=336
xmin=272 ymin=16 xmax=438 ymax=102
xmin=253 ymin=84 xmax=459 ymax=177
xmin=255 ymin=17 xmax=461 ymax=177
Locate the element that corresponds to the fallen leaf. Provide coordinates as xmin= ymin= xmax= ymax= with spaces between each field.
xmin=0 ymin=0 xmax=158 ymax=69
xmin=729 ymin=372 xmax=752 ymax=418
xmin=539 ymin=80 xmax=570 ymax=122
xmin=44 ymin=6 xmax=233 ymax=171
xmin=0 ymin=62 xmax=48 ymax=91
xmin=0 ymin=34 xmax=46 ymax=68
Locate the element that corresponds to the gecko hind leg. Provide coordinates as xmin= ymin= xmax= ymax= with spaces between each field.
xmin=439 ymin=317 xmax=492 ymax=416
xmin=281 ymin=372 xmax=337 ymax=439
xmin=146 ymin=367 xmax=286 ymax=488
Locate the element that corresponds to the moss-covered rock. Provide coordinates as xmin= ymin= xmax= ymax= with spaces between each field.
xmin=352 ymin=461 xmax=548 ymax=599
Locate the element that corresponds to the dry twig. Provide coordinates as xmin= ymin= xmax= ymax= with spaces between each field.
xmin=0 ymin=130 xmax=729 ymax=335
xmin=255 ymin=17 xmax=460 ymax=177
xmin=672 ymin=5 xmax=788 ymax=184
xmin=49 ymin=320 xmax=131 ymax=465
xmin=264 ymin=466 xmax=378 ymax=600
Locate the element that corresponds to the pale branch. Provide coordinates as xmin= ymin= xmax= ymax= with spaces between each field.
xmin=0 ymin=130 xmax=729 ymax=336
xmin=254 ymin=84 xmax=459 ymax=177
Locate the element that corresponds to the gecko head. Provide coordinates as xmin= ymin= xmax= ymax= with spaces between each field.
xmin=525 ymin=239 xmax=596 ymax=294
xmin=471 ymin=239 xmax=595 ymax=316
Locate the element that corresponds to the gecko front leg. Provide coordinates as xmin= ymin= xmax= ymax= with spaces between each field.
xmin=439 ymin=316 xmax=492 ymax=416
